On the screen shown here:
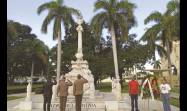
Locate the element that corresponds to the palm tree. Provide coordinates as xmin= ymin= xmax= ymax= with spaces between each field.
xmin=37 ymin=0 xmax=81 ymax=83
xmin=90 ymin=0 xmax=136 ymax=100
xmin=91 ymin=0 xmax=136 ymax=82
xmin=140 ymin=30 xmax=167 ymax=63
xmin=166 ymin=0 xmax=180 ymax=40
xmin=141 ymin=0 xmax=179 ymax=86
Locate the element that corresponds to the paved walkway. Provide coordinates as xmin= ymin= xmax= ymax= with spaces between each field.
xmin=7 ymin=93 xmax=180 ymax=111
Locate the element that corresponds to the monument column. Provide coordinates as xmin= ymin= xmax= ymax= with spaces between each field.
xmin=75 ymin=16 xmax=84 ymax=60
xmin=77 ymin=17 xmax=83 ymax=54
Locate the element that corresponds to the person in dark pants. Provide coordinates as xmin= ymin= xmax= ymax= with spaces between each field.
xmin=128 ymin=76 xmax=139 ymax=111
xmin=57 ymin=76 xmax=73 ymax=111
xmin=73 ymin=74 xmax=88 ymax=111
xmin=43 ymin=77 xmax=57 ymax=111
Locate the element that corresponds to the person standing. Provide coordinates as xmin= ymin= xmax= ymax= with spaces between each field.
xmin=57 ymin=76 xmax=73 ymax=111
xmin=73 ymin=74 xmax=88 ymax=111
xmin=43 ymin=77 xmax=57 ymax=111
xmin=128 ymin=76 xmax=139 ymax=111
xmin=160 ymin=78 xmax=171 ymax=111
xmin=151 ymin=76 xmax=160 ymax=99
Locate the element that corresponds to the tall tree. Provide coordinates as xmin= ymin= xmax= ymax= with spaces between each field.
xmin=140 ymin=23 xmax=167 ymax=65
xmin=90 ymin=0 xmax=136 ymax=82
xmin=22 ymin=38 xmax=49 ymax=85
xmin=37 ymin=0 xmax=81 ymax=82
xmin=166 ymin=0 xmax=180 ymax=40
xmin=7 ymin=20 xmax=49 ymax=83
xmin=140 ymin=0 xmax=180 ymax=86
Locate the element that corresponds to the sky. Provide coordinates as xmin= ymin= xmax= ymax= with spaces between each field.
xmin=7 ymin=0 xmax=171 ymax=69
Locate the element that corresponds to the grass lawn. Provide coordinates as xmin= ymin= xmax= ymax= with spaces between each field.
xmin=158 ymin=97 xmax=179 ymax=108
xmin=7 ymin=83 xmax=43 ymax=94
xmin=96 ymin=82 xmax=128 ymax=93
xmin=170 ymin=98 xmax=180 ymax=107
xmin=7 ymin=96 xmax=24 ymax=101
xmin=7 ymin=84 xmax=43 ymax=90
xmin=171 ymin=86 xmax=180 ymax=93
xmin=170 ymin=97 xmax=180 ymax=108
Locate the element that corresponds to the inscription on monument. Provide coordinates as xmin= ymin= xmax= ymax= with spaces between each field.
xmin=50 ymin=102 xmax=98 ymax=111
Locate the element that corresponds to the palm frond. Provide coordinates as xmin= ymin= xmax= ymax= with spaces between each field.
xmin=56 ymin=0 xmax=63 ymax=6
xmin=144 ymin=11 xmax=162 ymax=24
xmin=90 ymin=12 xmax=108 ymax=39
xmin=53 ymin=17 xmax=61 ymax=40
xmin=166 ymin=0 xmax=179 ymax=16
xmin=140 ymin=24 xmax=161 ymax=42
xmin=63 ymin=6 xmax=82 ymax=17
xmin=94 ymin=0 xmax=108 ymax=12
xmin=116 ymin=13 xmax=128 ymax=41
xmin=37 ymin=1 xmax=57 ymax=15
xmin=117 ymin=0 xmax=137 ymax=12
xmin=156 ymin=44 xmax=167 ymax=58
xmin=41 ymin=11 xmax=55 ymax=33
xmin=116 ymin=0 xmax=137 ymax=29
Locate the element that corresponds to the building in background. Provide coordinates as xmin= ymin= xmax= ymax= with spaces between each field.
xmin=161 ymin=41 xmax=180 ymax=86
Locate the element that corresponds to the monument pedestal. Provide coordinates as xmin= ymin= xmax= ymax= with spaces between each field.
xmin=65 ymin=58 xmax=95 ymax=99
xmin=49 ymin=92 xmax=129 ymax=111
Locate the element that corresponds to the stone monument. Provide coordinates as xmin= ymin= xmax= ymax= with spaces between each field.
xmin=49 ymin=17 xmax=126 ymax=111
xmin=65 ymin=16 xmax=95 ymax=99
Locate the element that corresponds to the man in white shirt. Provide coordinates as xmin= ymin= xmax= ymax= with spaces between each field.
xmin=159 ymin=78 xmax=171 ymax=111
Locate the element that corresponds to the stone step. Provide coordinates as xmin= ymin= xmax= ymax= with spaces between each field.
xmin=32 ymin=100 xmax=131 ymax=111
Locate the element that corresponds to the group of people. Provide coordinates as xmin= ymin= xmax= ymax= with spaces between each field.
xmin=43 ymin=74 xmax=88 ymax=111
xmin=128 ymin=76 xmax=171 ymax=111
xmin=42 ymin=74 xmax=171 ymax=111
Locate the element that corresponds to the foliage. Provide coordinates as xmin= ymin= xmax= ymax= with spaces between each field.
xmin=140 ymin=0 xmax=180 ymax=77
xmin=90 ymin=0 xmax=137 ymax=40
xmin=151 ymin=60 xmax=161 ymax=69
xmin=90 ymin=0 xmax=137 ymax=81
xmin=37 ymin=0 xmax=81 ymax=40
xmin=37 ymin=0 xmax=81 ymax=80
xmin=7 ymin=20 xmax=49 ymax=83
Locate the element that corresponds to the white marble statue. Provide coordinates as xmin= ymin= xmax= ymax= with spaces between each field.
xmin=25 ymin=78 xmax=32 ymax=101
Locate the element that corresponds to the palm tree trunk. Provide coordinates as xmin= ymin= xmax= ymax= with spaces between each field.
xmin=41 ymin=69 xmax=43 ymax=77
xmin=30 ymin=61 xmax=34 ymax=91
xmin=110 ymin=25 xmax=121 ymax=100
xmin=110 ymin=25 xmax=120 ymax=79
xmin=166 ymin=40 xmax=173 ymax=86
xmin=57 ymin=30 xmax=62 ymax=84
xmin=52 ymin=29 xmax=62 ymax=102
